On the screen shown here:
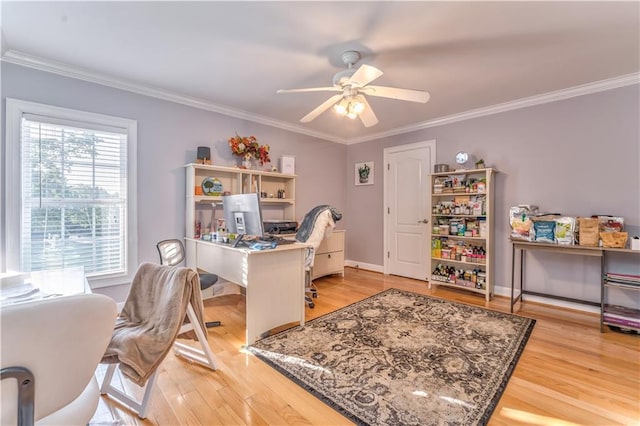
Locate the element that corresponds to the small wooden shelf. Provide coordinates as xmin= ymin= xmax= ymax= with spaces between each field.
xmin=430 ymin=280 xmax=487 ymax=294
xmin=432 ymin=234 xmax=487 ymax=241
xmin=432 ymin=191 xmax=487 ymax=197
xmin=259 ymin=198 xmax=295 ymax=204
xmin=431 ymin=257 xmax=486 ymax=267
xmin=432 ymin=214 xmax=487 ymax=218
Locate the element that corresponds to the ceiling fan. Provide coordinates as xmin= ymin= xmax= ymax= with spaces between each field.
xmin=277 ymin=50 xmax=430 ymax=127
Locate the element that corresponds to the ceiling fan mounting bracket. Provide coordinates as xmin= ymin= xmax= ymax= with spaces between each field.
xmin=341 ymin=50 xmax=361 ymax=68
xmin=333 ymin=69 xmax=357 ymax=87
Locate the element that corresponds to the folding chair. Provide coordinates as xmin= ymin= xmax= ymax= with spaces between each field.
xmin=99 ymin=263 xmax=217 ymax=419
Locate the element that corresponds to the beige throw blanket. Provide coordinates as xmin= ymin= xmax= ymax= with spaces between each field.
xmin=101 ymin=262 xmax=207 ymax=386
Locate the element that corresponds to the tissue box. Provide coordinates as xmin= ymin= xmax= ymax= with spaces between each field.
xmin=632 ymin=237 xmax=640 ymax=251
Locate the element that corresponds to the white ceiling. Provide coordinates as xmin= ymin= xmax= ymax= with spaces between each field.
xmin=2 ymin=1 xmax=639 ymax=144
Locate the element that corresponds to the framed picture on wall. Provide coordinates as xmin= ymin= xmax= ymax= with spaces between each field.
xmin=355 ymin=161 xmax=374 ymax=186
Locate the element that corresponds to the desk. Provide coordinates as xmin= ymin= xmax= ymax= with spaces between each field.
xmin=185 ymin=238 xmax=307 ymax=344
xmin=510 ymin=240 xmax=640 ymax=321
xmin=1 ymin=267 xmax=88 ymax=306
xmin=510 ymin=240 xmax=604 ymax=313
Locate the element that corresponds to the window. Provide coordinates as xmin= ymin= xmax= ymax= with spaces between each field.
xmin=5 ymin=99 xmax=137 ymax=287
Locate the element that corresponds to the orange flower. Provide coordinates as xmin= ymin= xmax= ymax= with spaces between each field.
xmin=228 ymin=134 xmax=270 ymax=165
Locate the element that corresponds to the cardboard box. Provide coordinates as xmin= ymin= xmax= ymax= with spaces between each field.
xmin=280 ymin=155 xmax=295 ymax=174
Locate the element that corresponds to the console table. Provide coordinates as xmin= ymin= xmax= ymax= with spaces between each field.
xmin=510 ymin=240 xmax=640 ymax=332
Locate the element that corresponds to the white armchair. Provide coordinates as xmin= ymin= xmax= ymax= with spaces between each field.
xmin=1 ymin=293 xmax=117 ymax=426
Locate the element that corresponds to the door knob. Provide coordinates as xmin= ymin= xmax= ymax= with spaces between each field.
xmin=418 ymin=219 xmax=429 ymax=224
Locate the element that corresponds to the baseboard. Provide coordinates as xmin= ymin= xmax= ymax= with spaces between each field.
xmin=344 ymin=260 xmax=384 ymax=273
xmin=341 ymin=263 xmax=600 ymax=314
xmin=492 ymin=285 xmax=600 ymax=314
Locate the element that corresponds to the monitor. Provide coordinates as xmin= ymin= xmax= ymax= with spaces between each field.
xmin=222 ymin=192 xmax=265 ymax=246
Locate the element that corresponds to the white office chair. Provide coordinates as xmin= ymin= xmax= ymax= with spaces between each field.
xmin=296 ymin=206 xmax=343 ymax=308
xmin=1 ymin=293 xmax=117 ymax=426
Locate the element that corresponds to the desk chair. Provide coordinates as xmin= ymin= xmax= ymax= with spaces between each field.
xmin=1 ymin=293 xmax=117 ymax=426
xmin=296 ymin=206 xmax=343 ymax=308
xmin=157 ymin=238 xmax=221 ymax=328
xmin=100 ymin=262 xmax=217 ymax=419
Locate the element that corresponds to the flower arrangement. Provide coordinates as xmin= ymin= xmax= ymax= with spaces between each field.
xmin=228 ymin=134 xmax=270 ymax=165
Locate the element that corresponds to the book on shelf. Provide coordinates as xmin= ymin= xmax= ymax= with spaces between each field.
xmin=603 ymin=305 xmax=640 ymax=319
xmin=602 ymin=315 xmax=640 ymax=329
xmin=605 ymin=273 xmax=640 ymax=285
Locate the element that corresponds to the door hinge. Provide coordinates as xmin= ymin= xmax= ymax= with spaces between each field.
xmin=387 ymin=251 xmax=390 ymax=258
xmin=387 ymin=163 xmax=390 ymax=170
xmin=387 ymin=207 xmax=390 ymax=214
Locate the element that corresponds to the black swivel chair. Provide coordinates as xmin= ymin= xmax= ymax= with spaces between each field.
xmin=156 ymin=239 xmax=221 ymax=328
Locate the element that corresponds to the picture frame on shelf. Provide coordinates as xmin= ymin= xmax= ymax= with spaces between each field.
xmin=355 ymin=161 xmax=374 ymax=186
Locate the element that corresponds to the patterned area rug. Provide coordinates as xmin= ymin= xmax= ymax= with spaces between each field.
xmin=248 ymin=288 xmax=535 ymax=426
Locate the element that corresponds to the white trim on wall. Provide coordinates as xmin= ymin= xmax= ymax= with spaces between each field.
xmin=3 ymin=50 xmax=638 ymax=146
xmin=1 ymin=50 xmax=346 ymax=144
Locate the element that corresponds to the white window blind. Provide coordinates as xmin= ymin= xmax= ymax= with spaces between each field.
xmin=20 ymin=114 xmax=128 ymax=277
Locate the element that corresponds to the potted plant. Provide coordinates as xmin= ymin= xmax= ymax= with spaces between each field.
xmin=358 ymin=163 xmax=371 ymax=183
xmin=475 ymin=158 xmax=485 ymax=169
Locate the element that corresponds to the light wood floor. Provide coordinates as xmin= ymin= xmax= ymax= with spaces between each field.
xmin=92 ymin=268 xmax=640 ymax=425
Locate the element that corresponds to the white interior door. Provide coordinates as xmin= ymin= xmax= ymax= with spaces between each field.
xmin=384 ymin=141 xmax=435 ymax=280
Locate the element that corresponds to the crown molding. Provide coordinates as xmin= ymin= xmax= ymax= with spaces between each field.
xmin=348 ymin=72 xmax=640 ymax=144
xmin=3 ymin=50 xmax=637 ymax=146
xmin=1 ymin=50 xmax=348 ymax=144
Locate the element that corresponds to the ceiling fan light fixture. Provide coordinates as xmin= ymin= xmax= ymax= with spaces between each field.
xmin=333 ymin=99 xmax=348 ymax=115
xmin=334 ymin=95 xmax=365 ymax=119
xmin=352 ymin=95 xmax=366 ymax=114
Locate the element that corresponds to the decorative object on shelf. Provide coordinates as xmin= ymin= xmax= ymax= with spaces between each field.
xmin=196 ymin=146 xmax=212 ymax=165
xmin=280 ymin=155 xmax=295 ymax=174
xmin=201 ymin=177 xmax=222 ymax=196
xmin=228 ymin=133 xmax=271 ymax=168
xmin=454 ymin=151 xmax=476 ymax=170
xmin=242 ymin=157 xmax=254 ymax=169
xmin=355 ymin=161 xmax=374 ymax=186
xmin=475 ymin=158 xmax=485 ymax=169
xmin=434 ymin=163 xmax=449 ymax=173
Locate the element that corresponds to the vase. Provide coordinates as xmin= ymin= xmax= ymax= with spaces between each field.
xmin=242 ymin=158 xmax=253 ymax=169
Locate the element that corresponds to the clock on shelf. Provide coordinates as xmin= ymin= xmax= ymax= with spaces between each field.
xmin=455 ymin=151 xmax=475 ymax=170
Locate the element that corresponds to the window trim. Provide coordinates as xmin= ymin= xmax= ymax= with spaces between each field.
xmin=5 ymin=98 xmax=138 ymax=288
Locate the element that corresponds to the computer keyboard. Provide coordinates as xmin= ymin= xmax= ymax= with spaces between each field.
xmin=258 ymin=236 xmax=296 ymax=245
xmin=275 ymin=238 xmax=296 ymax=245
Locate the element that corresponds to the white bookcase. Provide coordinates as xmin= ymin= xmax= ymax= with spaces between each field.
xmin=185 ymin=163 xmax=296 ymax=238
xmin=429 ymin=168 xmax=496 ymax=301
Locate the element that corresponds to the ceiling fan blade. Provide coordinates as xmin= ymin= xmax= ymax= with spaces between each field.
xmin=347 ymin=64 xmax=383 ymax=87
xmin=364 ymin=85 xmax=430 ymax=103
xmin=358 ymin=96 xmax=379 ymax=128
xmin=300 ymin=94 xmax=343 ymax=123
xmin=277 ymin=87 xmax=341 ymax=94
